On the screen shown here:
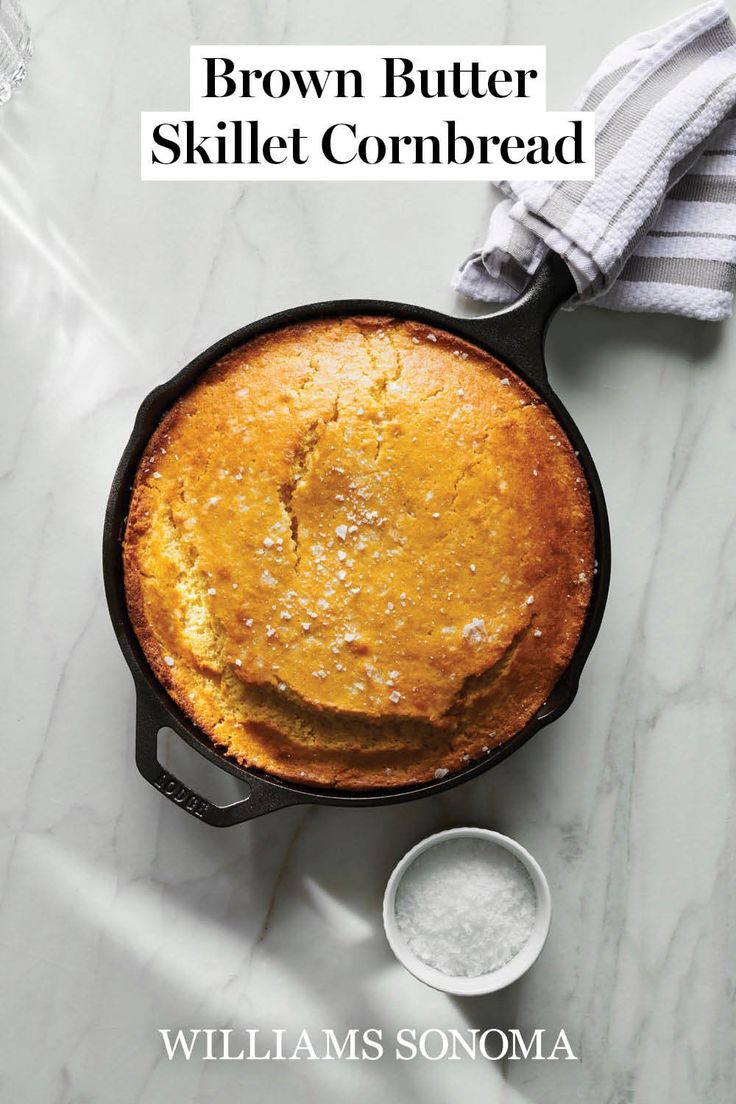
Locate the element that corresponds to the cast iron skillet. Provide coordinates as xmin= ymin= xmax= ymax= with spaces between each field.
xmin=103 ymin=253 xmax=610 ymax=827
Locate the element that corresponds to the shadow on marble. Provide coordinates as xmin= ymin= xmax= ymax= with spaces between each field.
xmin=452 ymin=285 xmax=727 ymax=381
xmin=451 ymin=979 xmax=523 ymax=1038
xmin=547 ymin=304 xmax=726 ymax=384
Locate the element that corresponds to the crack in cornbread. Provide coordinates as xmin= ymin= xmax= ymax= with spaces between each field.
xmin=124 ymin=317 xmax=594 ymax=789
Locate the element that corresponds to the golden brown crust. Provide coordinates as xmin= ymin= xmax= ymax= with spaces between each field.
xmin=123 ymin=317 xmax=594 ymax=790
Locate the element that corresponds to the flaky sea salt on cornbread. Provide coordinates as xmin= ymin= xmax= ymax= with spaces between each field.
xmin=123 ymin=317 xmax=594 ymax=789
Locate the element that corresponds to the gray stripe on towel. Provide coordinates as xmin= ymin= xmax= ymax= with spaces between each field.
xmin=581 ymin=63 xmax=636 ymax=112
xmin=649 ymin=229 xmax=736 ymax=240
xmin=668 ymin=173 xmax=736 ymax=202
xmin=618 ymin=254 xmax=736 ymax=290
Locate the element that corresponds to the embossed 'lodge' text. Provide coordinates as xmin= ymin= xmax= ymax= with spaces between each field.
xmin=154 ymin=771 xmax=210 ymax=818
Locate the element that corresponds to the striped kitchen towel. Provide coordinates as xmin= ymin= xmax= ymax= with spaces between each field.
xmin=454 ymin=1 xmax=736 ymax=321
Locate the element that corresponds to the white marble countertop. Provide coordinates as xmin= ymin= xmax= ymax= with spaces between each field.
xmin=2 ymin=1 xmax=735 ymax=1101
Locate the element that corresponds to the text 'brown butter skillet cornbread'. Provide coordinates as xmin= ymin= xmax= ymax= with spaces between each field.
xmin=123 ymin=317 xmax=594 ymax=790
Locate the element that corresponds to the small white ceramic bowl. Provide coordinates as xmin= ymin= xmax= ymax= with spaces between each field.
xmin=383 ymin=827 xmax=552 ymax=996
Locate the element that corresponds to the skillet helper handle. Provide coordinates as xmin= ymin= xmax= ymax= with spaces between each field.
xmin=466 ymin=252 xmax=576 ymax=384
xmin=135 ymin=693 xmax=303 ymax=827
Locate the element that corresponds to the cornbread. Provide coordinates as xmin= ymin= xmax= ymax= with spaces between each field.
xmin=124 ymin=317 xmax=594 ymax=789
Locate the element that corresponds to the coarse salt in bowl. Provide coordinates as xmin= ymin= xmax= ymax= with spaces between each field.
xmin=382 ymin=827 xmax=552 ymax=996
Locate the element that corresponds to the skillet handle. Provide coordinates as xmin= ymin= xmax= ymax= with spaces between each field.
xmin=135 ymin=692 xmax=304 ymax=827
xmin=461 ymin=252 xmax=576 ymax=387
